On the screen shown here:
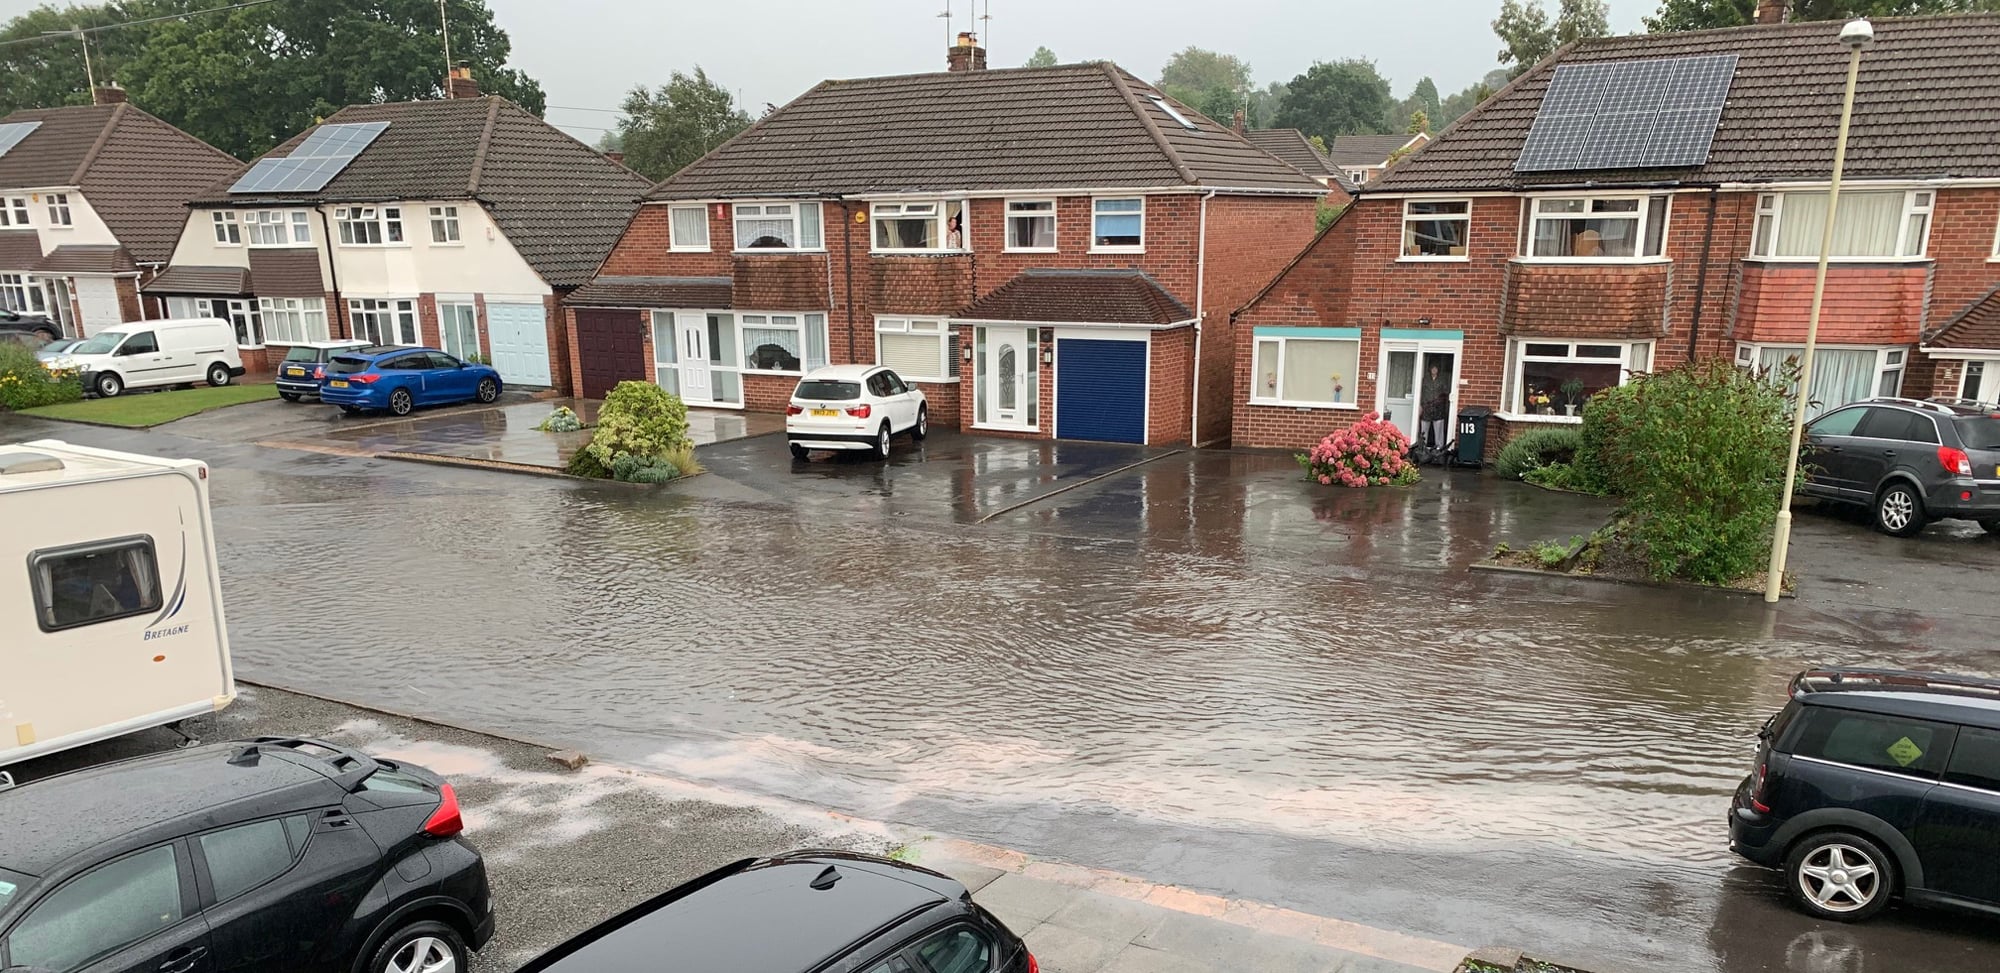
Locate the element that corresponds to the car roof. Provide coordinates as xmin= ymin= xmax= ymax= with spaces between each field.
xmin=800 ymin=364 xmax=883 ymax=381
xmin=519 ymin=852 xmax=962 ymax=973
xmin=0 ymin=743 xmax=341 ymax=877
xmin=295 ymin=339 xmax=371 ymax=349
xmin=1850 ymin=397 xmax=1992 ymax=418
xmin=1792 ymin=667 xmax=2000 ymax=732
xmin=336 ymin=345 xmax=433 ymax=360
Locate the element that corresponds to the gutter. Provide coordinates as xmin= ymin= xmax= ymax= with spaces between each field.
xmin=1191 ymin=189 xmax=1217 ymax=447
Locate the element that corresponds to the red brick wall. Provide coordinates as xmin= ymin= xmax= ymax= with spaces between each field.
xmin=1503 ymin=261 xmax=1671 ymax=338
xmin=1730 ymin=263 xmax=1929 ymax=344
xmin=1148 ymin=327 xmax=1194 ymax=446
xmin=1927 ymin=187 xmax=2000 ymax=326
xmin=870 ymin=255 xmax=972 ymax=315
xmin=1200 ymin=195 xmax=1320 ymax=445
xmin=598 ymin=203 xmax=734 ymax=278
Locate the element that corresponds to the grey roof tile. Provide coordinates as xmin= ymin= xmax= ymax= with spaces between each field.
xmin=1929 ymin=286 xmax=2000 ymax=350
xmin=1328 ymin=134 xmax=1421 ymax=166
xmin=567 ymin=276 xmax=733 ymax=308
xmin=958 ymin=268 xmax=1192 ymax=325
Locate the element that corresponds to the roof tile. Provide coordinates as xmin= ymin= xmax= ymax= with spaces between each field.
xmin=566 ymin=276 xmax=733 ymax=308
xmin=1929 ymin=287 xmax=2000 ymax=350
xmin=958 ymin=269 xmax=1192 ymax=325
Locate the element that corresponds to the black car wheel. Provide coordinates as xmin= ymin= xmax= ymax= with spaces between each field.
xmin=280 ymin=391 xmax=301 ymax=402
xmin=389 ymin=388 xmax=414 ymax=417
xmin=1874 ymin=483 xmax=1924 ymax=537
xmin=1982 ymin=519 xmax=2000 ymax=535
xmin=476 ymin=377 xmax=500 ymax=403
xmin=367 ymin=920 xmax=467 ymax=973
xmin=911 ymin=405 xmax=929 ymax=441
xmin=206 ymin=363 xmax=232 ymax=387
xmin=790 ymin=443 xmax=810 ymax=462
xmin=873 ymin=423 xmax=892 ymax=459
xmin=1786 ymin=831 xmax=1894 ymax=922
xmin=94 ymin=371 xmax=123 ymax=397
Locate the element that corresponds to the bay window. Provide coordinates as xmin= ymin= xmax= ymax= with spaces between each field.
xmin=872 ymin=200 xmax=966 ymax=252
xmin=739 ymin=312 xmax=828 ymax=373
xmin=1739 ymin=343 xmax=1905 ymax=417
xmin=1752 ymin=190 xmax=1932 ymax=260
xmin=336 ymin=206 xmax=404 ymax=246
xmin=1091 ymin=198 xmax=1144 ymax=250
xmin=1524 ymin=195 xmax=1668 ymax=259
xmin=733 ymin=201 xmax=823 ymax=251
xmin=1005 ymin=199 xmax=1056 ymax=251
xmin=1402 ymin=200 xmax=1469 ymax=259
xmin=348 ymin=298 xmax=419 ymax=345
xmin=1506 ymin=340 xmax=1651 ymax=416
xmin=212 ymin=211 xmax=240 ymax=245
xmin=876 ymin=317 xmax=950 ymax=382
xmin=669 ymin=205 xmax=709 ymax=251
xmin=257 ymin=297 xmax=329 ymax=344
xmin=0 ymin=273 xmax=47 ymax=313
xmin=1250 ymin=329 xmax=1362 ymax=408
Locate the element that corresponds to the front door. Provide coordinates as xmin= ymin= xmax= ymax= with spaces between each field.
xmin=675 ymin=311 xmax=713 ymax=406
xmin=1381 ymin=349 xmax=1419 ymax=442
xmin=975 ymin=326 xmax=1036 ymax=429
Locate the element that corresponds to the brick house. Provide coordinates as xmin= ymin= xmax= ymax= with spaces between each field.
xmin=1233 ymin=14 xmax=2000 ymax=456
xmin=564 ymin=37 xmax=1325 ymax=446
xmin=0 ymin=89 xmax=240 ymax=336
xmin=149 ymin=69 xmax=650 ymax=385
xmin=1242 ymin=128 xmax=1358 ymax=198
xmin=1327 ymin=133 xmax=1429 ymax=188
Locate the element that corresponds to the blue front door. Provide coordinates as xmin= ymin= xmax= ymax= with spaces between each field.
xmin=1055 ymin=337 xmax=1147 ymax=444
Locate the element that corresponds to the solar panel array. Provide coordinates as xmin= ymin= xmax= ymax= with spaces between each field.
xmin=0 ymin=121 xmax=42 ymax=159
xmin=1514 ymin=54 xmax=1738 ymax=173
xmin=228 ymin=121 xmax=390 ymax=194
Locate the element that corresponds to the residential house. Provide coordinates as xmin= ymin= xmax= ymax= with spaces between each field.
xmin=1242 ymin=127 xmax=1358 ymax=198
xmin=565 ymin=36 xmax=1325 ymax=446
xmin=0 ymin=89 xmax=241 ymax=336
xmin=1233 ymin=14 xmax=2000 ymax=455
xmin=150 ymin=68 xmax=651 ymax=385
xmin=1327 ymin=133 xmax=1429 ymax=187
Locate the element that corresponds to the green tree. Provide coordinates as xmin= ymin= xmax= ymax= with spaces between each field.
xmin=1248 ymin=80 xmax=1288 ymax=128
xmin=1274 ymin=59 xmax=1395 ymax=140
xmin=1438 ymin=69 xmax=1510 ymax=126
xmin=1024 ymin=45 xmax=1059 ymax=68
xmin=1412 ymin=77 xmax=1442 ymax=120
xmin=1646 ymin=0 xmax=2000 ymax=30
xmin=612 ymin=67 xmax=753 ymax=182
xmin=1495 ymin=0 xmax=1611 ymax=76
xmin=1406 ymin=109 xmax=1431 ymax=135
xmin=1158 ymin=46 xmax=1251 ymax=123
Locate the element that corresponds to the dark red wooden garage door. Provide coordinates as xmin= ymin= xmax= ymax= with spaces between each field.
xmin=574 ymin=309 xmax=648 ymax=400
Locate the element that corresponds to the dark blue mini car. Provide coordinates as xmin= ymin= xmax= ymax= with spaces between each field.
xmin=320 ymin=347 xmax=502 ymax=417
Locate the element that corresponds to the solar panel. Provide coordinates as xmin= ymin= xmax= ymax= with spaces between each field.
xmin=228 ymin=120 xmax=389 ymax=194
xmin=1514 ymin=54 xmax=1737 ymax=173
xmin=0 ymin=121 xmax=42 ymax=159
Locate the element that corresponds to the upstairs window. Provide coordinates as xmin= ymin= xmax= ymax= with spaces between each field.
xmin=669 ymin=205 xmax=709 ymax=251
xmin=244 ymin=210 xmax=306 ymax=246
xmin=1091 ymin=197 xmax=1144 ymax=251
xmin=1402 ymin=200 xmax=1469 ymax=259
xmin=1752 ymin=190 xmax=1932 ymax=260
xmin=1005 ymin=199 xmax=1056 ymax=251
xmin=336 ymin=206 xmax=403 ymax=246
xmin=428 ymin=206 xmax=460 ymax=244
xmin=1524 ymin=195 xmax=1669 ymax=260
xmin=872 ymin=200 xmax=966 ymax=252
xmin=733 ymin=202 xmax=823 ymax=251
xmin=212 ymin=211 xmax=241 ymax=245
xmin=45 ymin=192 xmax=71 ymax=226
xmin=0 ymin=197 xmax=28 ymax=226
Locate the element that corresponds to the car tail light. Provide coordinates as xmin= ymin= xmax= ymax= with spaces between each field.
xmin=423 ymin=782 xmax=464 ymax=838
xmin=1026 ymin=953 xmax=1038 ymax=973
xmin=1939 ymin=445 xmax=1972 ymax=476
xmin=785 ymin=405 xmax=804 ymax=416
xmin=350 ymin=373 xmax=383 ymax=385
xmin=1750 ymin=762 xmax=1771 ymax=814
xmin=846 ymin=404 xmax=872 ymax=418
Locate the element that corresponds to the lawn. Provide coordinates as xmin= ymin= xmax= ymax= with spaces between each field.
xmin=20 ymin=383 xmax=280 ymax=427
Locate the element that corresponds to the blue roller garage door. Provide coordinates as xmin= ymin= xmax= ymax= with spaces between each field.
xmin=1056 ymin=337 xmax=1146 ymax=443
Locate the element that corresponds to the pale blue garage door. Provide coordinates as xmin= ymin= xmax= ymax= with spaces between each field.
xmin=486 ymin=302 xmax=552 ymax=387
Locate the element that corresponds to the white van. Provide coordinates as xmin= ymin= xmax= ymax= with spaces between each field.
xmin=0 ymin=440 xmax=235 ymax=768
xmin=53 ymin=317 xmax=245 ymax=398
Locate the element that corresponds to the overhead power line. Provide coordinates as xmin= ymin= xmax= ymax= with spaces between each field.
xmin=0 ymin=0 xmax=293 ymax=50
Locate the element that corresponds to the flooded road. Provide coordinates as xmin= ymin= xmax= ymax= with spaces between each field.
xmin=11 ymin=410 xmax=2000 ymax=973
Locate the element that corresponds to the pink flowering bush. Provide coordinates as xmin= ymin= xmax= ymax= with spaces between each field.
xmin=1295 ymin=414 xmax=1420 ymax=488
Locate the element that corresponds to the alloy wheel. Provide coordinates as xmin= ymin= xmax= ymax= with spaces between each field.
xmin=384 ymin=935 xmax=456 ymax=973
xmin=478 ymin=378 xmax=498 ymax=402
xmin=877 ymin=425 xmax=891 ymax=458
xmin=391 ymin=389 xmax=413 ymax=416
xmin=1797 ymin=843 xmax=1881 ymax=914
xmin=1878 ymin=489 xmax=1916 ymax=533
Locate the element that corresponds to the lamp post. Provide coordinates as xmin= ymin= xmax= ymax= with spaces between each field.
xmin=1766 ymin=18 xmax=1874 ymax=603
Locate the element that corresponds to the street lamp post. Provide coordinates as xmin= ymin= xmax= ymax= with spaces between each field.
xmin=1766 ymin=18 xmax=1875 ymax=604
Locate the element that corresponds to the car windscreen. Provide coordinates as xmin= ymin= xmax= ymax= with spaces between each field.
xmin=327 ymin=355 xmax=374 ymax=374
xmin=282 ymin=346 xmax=323 ymax=363
xmin=71 ymin=332 xmax=122 ymax=355
xmin=1953 ymin=416 xmax=2000 ymax=451
xmin=43 ymin=339 xmax=81 ymax=354
xmin=795 ymin=379 xmax=861 ymax=401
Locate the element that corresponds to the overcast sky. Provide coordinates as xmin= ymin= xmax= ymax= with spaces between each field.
xmin=3 ymin=0 xmax=1657 ymax=141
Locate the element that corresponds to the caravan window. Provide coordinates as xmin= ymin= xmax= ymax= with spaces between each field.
xmin=30 ymin=537 xmax=163 ymax=632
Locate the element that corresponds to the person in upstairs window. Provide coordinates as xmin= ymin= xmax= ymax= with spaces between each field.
xmin=946 ymin=213 xmax=964 ymax=250
xmin=1420 ymin=362 xmax=1452 ymax=450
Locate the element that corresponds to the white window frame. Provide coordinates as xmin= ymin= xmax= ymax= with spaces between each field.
xmin=731 ymin=201 xmax=823 ymax=252
xmin=428 ymin=206 xmax=461 ymax=245
xmin=257 ymin=296 xmax=329 ymax=345
xmin=45 ymin=192 xmax=71 ymax=227
xmin=1400 ymin=198 xmax=1471 ymax=262
xmin=347 ymin=297 xmax=420 ymax=346
xmin=874 ymin=317 xmax=952 ymax=383
xmin=668 ymin=204 xmax=710 ymax=252
xmin=1501 ymin=338 xmax=1653 ymax=422
xmin=335 ymin=206 xmax=405 ymax=247
xmin=1520 ymin=194 xmax=1671 ymax=263
xmin=1736 ymin=342 xmax=1907 ymax=408
xmin=0 ymin=197 xmax=29 ymax=227
xmin=1750 ymin=189 xmax=1934 ymax=261
xmin=243 ymin=210 xmax=304 ymax=247
xmin=437 ymin=299 xmax=479 ymax=360
xmin=1090 ymin=197 xmax=1145 ymax=253
xmin=0 ymin=272 xmax=49 ymax=314
xmin=1003 ymin=198 xmax=1057 ymax=252
xmin=736 ymin=312 xmax=828 ymax=375
xmin=211 ymin=210 xmax=241 ymax=246
xmin=1248 ymin=334 xmax=1364 ymax=409
xmin=870 ymin=200 xmax=967 ymax=254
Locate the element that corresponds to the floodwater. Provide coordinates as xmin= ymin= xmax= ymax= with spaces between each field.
xmin=11 ymin=412 xmax=2000 ymax=973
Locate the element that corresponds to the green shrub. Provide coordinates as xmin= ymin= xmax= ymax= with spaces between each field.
xmin=536 ymin=405 xmax=583 ymax=432
xmin=1495 ymin=426 xmax=1584 ymax=480
xmin=584 ymin=381 xmax=690 ymax=469
xmin=564 ymin=447 xmax=611 ymax=479
xmin=660 ymin=444 xmax=704 ymax=479
xmin=0 ymin=343 xmax=84 ymax=410
xmin=1523 ymin=462 xmax=1579 ymax=490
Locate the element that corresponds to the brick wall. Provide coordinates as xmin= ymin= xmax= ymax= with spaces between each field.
xmin=1201 ymin=195 xmax=1320 ymax=444
xmin=1503 ymin=261 xmax=1671 ymax=338
xmin=1148 ymin=327 xmax=1195 ymax=446
xmin=870 ymin=255 xmax=972 ymax=315
xmin=1731 ymin=263 xmax=1929 ymax=344
xmin=1926 ymin=187 xmax=2000 ymax=327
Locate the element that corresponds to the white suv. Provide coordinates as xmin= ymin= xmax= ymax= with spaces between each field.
xmin=786 ymin=364 xmax=928 ymax=460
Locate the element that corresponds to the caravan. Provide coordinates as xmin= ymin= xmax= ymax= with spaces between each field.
xmin=0 ymin=440 xmax=235 ymax=768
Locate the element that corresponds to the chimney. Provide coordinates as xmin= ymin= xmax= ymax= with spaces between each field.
xmin=604 ymin=151 xmax=625 ymax=165
xmin=1755 ymin=0 xmax=1787 ymax=23
xmin=1231 ymin=109 xmax=1246 ymax=134
xmin=446 ymin=62 xmax=482 ymax=99
xmin=946 ymin=31 xmax=987 ymax=72
xmin=92 ymin=82 xmax=127 ymax=106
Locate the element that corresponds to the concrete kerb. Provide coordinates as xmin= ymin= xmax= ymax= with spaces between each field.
xmin=1468 ymin=559 xmax=1799 ymax=599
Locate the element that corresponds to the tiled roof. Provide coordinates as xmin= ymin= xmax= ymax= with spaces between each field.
xmin=648 ymin=63 xmax=1327 ymax=200
xmin=1376 ymin=15 xmax=2000 ymax=193
xmin=192 ymin=97 xmax=652 ymax=287
xmin=247 ymin=249 xmax=324 ymax=297
xmin=958 ymin=269 xmax=1193 ymax=325
xmin=1327 ymin=134 xmax=1419 ymax=167
xmin=566 ymin=276 xmax=733 ymax=308
xmin=0 ymin=104 xmax=242 ymax=264
xmin=0 ymin=229 xmax=39 ymax=272
xmin=1243 ymin=129 xmax=1358 ymax=192
xmin=1928 ymin=287 xmax=2000 ymax=350
xmin=143 ymin=265 xmax=252 ymax=295
xmin=36 ymin=244 xmax=136 ymax=275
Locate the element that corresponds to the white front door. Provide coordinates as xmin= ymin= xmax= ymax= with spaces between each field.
xmin=675 ymin=311 xmax=713 ymax=406
xmin=975 ymin=326 xmax=1036 ymax=429
xmin=74 ymin=277 xmax=123 ymax=335
xmin=1381 ymin=348 xmax=1419 ymax=442
xmin=1379 ymin=342 xmax=1462 ymax=450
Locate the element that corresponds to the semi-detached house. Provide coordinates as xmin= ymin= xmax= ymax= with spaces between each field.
xmin=565 ymin=37 xmax=1326 ymax=446
xmin=1234 ymin=14 xmax=2000 ymax=456
xmin=150 ymin=70 xmax=650 ymax=387
xmin=0 ymin=89 xmax=240 ymax=336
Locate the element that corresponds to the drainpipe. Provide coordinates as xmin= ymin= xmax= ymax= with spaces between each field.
xmin=315 ymin=206 xmax=345 ymax=338
xmin=1686 ymin=187 xmax=1720 ymax=362
xmin=1190 ymin=189 xmax=1217 ymax=446
xmin=842 ymin=200 xmax=856 ymax=363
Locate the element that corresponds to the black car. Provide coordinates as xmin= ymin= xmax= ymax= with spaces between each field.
xmin=0 ymin=737 xmax=493 ymax=973
xmin=0 ymin=308 xmax=59 ymax=343
xmin=519 ymin=850 xmax=1034 ymax=973
xmin=1800 ymin=397 xmax=2000 ymax=536
xmin=1730 ymin=667 xmax=2000 ymax=922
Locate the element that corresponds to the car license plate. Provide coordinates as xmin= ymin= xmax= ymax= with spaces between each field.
xmin=811 ymin=408 xmax=838 ymax=417
xmin=285 ymin=367 xmax=305 ymax=377
xmin=328 ymin=380 xmax=349 ymax=388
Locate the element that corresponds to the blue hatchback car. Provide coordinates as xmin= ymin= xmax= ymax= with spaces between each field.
xmin=320 ymin=347 xmax=503 ymax=416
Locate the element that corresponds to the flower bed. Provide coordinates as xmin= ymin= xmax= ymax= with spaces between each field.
xmin=1296 ymin=413 xmax=1420 ymax=488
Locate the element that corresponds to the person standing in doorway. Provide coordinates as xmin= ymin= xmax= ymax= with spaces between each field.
xmin=1420 ymin=362 xmax=1452 ymax=450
